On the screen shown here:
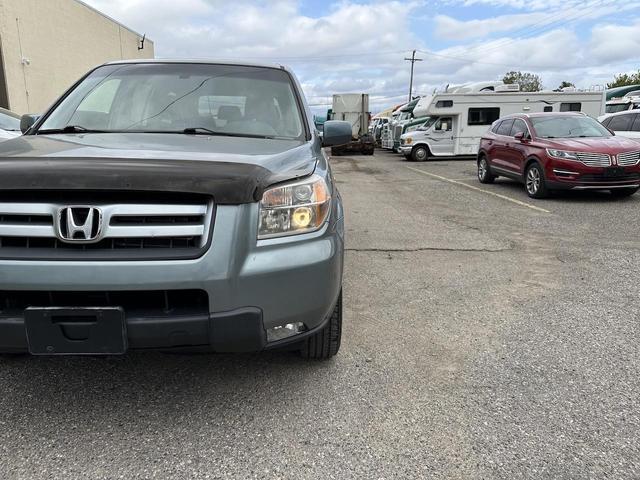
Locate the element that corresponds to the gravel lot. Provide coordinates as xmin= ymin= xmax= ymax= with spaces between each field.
xmin=1 ymin=150 xmax=639 ymax=479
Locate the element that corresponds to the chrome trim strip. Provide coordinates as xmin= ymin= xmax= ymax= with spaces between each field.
xmin=572 ymin=184 xmax=640 ymax=190
xmin=553 ymin=169 xmax=580 ymax=176
xmin=0 ymin=201 xmax=213 ymax=247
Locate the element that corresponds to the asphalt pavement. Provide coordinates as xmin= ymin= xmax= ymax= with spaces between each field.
xmin=1 ymin=150 xmax=639 ymax=479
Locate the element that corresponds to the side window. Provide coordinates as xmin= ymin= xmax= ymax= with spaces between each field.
xmin=436 ymin=100 xmax=453 ymax=108
xmin=434 ymin=117 xmax=452 ymax=131
xmin=510 ymin=119 xmax=528 ymax=137
xmin=490 ymin=121 xmax=502 ymax=134
xmin=631 ymin=114 xmax=640 ymax=132
xmin=560 ymin=103 xmax=581 ymax=112
xmin=468 ymin=108 xmax=500 ymax=125
xmin=496 ymin=119 xmax=514 ymax=136
xmin=544 ymin=106 xmax=553 ymax=112
xmin=608 ymin=114 xmax=634 ymax=131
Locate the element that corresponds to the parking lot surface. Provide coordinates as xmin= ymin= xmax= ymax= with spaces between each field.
xmin=1 ymin=150 xmax=639 ymax=479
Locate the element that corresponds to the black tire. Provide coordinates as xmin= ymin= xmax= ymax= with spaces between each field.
xmin=411 ymin=145 xmax=429 ymax=162
xmin=300 ymin=291 xmax=342 ymax=360
xmin=403 ymin=154 xmax=412 ymax=161
xmin=610 ymin=187 xmax=639 ymax=198
xmin=364 ymin=147 xmax=375 ymax=156
xmin=525 ymin=162 xmax=549 ymax=199
xmin=477 ymin=156 xmax=495 ymax=184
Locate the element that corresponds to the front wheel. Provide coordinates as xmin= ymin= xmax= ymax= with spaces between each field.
xmin=411 ymin=146 xmax=429 ymax=162
xmin=525 ymin=162 xmax=549 ymax=199
xmin=610 ymin=187 xmax=639 ymax=198
xmin=300 ymin=291 xmax=342 ymax=360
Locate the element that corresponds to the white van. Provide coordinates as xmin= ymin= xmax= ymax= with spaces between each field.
xmin=399 ymin=91 xmax=605 ymax=161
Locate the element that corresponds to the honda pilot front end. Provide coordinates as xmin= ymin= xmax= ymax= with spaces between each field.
xmin=0 ymin=60 xmax=352 ymax=359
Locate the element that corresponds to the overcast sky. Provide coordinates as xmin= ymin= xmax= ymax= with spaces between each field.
xmin=84 ymin=0 xmax=640 ymax=114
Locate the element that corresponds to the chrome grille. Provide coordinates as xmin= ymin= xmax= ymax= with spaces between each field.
xmin=617 ymin=151 xmax=640 ymax=166
xmin=0 ymin=199 xmax=214 ymax=260
xmin=575 ymin=152 xmax=611 ymax=167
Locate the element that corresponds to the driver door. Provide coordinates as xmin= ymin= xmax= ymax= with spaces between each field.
xmin=429 ymin=117 xmax=454 ymax=155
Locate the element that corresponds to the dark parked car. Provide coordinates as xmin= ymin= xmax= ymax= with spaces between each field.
xmin=477 ymin=112 xmax=640 ymax=198
xmin=0 ymin=60 xmax=352 ymax=359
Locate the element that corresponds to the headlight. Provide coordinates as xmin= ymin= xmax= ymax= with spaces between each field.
xmin=404 ymin=137 xmax=413 ymax=145
xmin=258 ymin=174 xmax=331 ymax=239
xmin=546 ymin=148 xmax=579 ymax=161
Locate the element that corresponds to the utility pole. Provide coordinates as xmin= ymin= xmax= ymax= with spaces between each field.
xmin=404 ymin=50 xmax=422 ymax=102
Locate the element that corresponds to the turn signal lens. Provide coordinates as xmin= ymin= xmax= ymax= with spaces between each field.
xmin=258 ymin=174 xmax=331 ymax=239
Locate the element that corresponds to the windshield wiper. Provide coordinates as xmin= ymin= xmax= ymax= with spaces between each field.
xmin=182 ymin=127 xmax=277 ymax=139
xmin=37 ymin=125 xmax=106 ymax=134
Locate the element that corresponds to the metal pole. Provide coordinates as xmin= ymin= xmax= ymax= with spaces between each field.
xmin=404 ymin=50 xmax=423 ymax=102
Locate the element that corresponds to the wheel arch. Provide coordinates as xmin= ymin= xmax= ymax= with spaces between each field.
xmin=524 ymin=155 xmax=544 ymax=178
xmin=412 ymin=142 xmax=432 ymax=155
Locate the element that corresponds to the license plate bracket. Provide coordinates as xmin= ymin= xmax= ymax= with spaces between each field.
xmin=604 ymin=166 xmax=625 ymax=178
xmin=25 ymin=307 xmax=126 ymax=355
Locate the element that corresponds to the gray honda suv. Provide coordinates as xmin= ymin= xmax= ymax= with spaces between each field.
xmin=0 ymin=60 xmax=351 ymax=359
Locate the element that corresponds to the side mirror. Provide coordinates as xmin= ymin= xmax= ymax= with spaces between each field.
xmin=322 ymin=120 xmax=352 ymax=147
xmin=514 ymin=131 xmax=525 ymax=141
xmin=20 ymin=114 xmax=39 ymax=134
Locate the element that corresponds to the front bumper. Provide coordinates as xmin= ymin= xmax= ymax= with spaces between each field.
xmin=399 ymin=145 xmax=412 ymax=155
xmin=0 ymin=203 xmax=345 ymax=353
xmin=545 ymin=159 xmax=640 ymax=190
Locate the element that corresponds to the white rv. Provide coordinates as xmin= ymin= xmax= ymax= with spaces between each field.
xmin=399 ymin=90 xmax=605 ymax=161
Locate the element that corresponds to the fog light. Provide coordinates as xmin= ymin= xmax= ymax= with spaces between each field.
xmin=267 ymin=322 xmax=307 ymax=342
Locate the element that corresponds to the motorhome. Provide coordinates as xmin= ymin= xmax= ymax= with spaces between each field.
xmin=604 ymin=94 xmax=640 ymax=115
xmin=399 ymin=90 xmax=605 ymax=161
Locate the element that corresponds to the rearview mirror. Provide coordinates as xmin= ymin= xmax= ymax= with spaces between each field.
xmin=20 ymin=114 xmax=39 ymax=134
xmin=322 ymin=120 xmax=352 ymax=147
xmin=514 ymin=131 xmax=525 ymax=141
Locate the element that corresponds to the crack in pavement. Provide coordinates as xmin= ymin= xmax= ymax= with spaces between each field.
xmin=346 ymin=246 xmax=510 ymax=253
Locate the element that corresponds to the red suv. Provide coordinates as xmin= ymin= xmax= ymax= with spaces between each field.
xmin=477 ymin=112 xmax=640 ymax=198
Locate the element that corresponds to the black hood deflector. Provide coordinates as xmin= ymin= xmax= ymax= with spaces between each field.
xmin=0 ymin=157 xmax=312 ymax=204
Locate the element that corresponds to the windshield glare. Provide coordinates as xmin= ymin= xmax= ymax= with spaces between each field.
xmin=530 ymin=115 xmax=612 ymax=139
xmin=38 ymin=63 xmax=305 ymax=139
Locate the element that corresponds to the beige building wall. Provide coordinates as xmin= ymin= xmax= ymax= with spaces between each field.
xmin=0 ymin=0 xmax=154 ymax=114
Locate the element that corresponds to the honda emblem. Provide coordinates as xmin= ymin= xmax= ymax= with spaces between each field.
xmin=57 ymin=206 xmax=103 ymax=243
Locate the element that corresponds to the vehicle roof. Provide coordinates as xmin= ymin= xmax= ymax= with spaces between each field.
xmin=504 ymin=112 xmax=587 ymax=119
xmin=103 ymin=58 xmax=286 ymax=70
xmin=601 ymin=109 xmax=640 ymax=118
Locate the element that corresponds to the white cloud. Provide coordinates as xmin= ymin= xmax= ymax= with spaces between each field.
xmin=590 ymin=19 xmax=640 ymax=62
xmin=434 ymin=12 xmax=548 ymax=40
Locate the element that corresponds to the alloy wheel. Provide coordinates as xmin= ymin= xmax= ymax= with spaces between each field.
xmin=526 ymin=167 xmax=540 ymax=195
xmin=478 ymin=159 xmax=487 ymax=181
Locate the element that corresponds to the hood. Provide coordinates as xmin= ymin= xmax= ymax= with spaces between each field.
xmin=0 ymin=133 xmax=316 ymax=204
xmin=543 ymin=135 xmax=640 ymax=154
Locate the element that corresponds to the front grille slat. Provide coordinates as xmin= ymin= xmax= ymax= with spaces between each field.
xmin=0 ymin=195 xmax=214 ymax=260
xmin=618 ymin=151 xmax=640 ymax=166
xmin=575 ymin=152 xmax=611 ymax=167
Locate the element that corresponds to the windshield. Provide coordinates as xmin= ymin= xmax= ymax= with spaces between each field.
xmin=606 ymin=103 xmax=631 ymax=114
xmin=38 ymin=63 xmax=305 ymax=139
xmin=418 ymin=117 xmax=437 ymax=130
xmin=530 ymin=115 xmax=612 ymax=139
xmin=0 ymin=111 xmax=20 ymax=131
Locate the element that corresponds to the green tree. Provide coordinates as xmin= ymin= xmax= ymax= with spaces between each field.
xmin=558 ymin=81 xmax=575 ymax=89
xmin=607 ymin=70 xmax=640 ymax=88
xmin=502 ymin=71 xmax=543 ymax=92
